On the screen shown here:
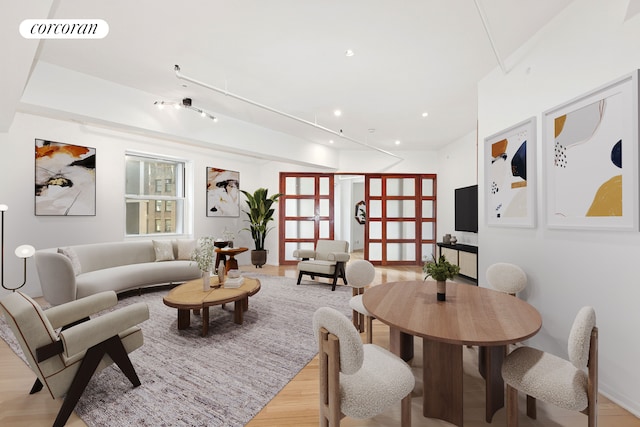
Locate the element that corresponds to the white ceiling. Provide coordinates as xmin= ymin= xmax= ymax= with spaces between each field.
xmin=6 ymin=0 xmax=574 ymax=151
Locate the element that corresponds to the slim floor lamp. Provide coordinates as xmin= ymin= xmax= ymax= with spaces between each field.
xmin=0 ymin=204 xmax=35 ymax=291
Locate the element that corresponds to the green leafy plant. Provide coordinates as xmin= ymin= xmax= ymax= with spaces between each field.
xmin=423 ymin=254 xmax=460 ymax=281
xmin=240 ymin=188 xmax=282 ymax=251
xmin=191 ymin=236 xmax=216 ymax=271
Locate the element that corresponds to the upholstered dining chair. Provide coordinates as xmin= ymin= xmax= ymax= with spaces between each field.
xmin=313 ymin=306 xmax=414 ymax=426
xmin=486 ymin=262 xmax=527 ymax=296
xmin=0 ymin=290 xmax=149 ymax=427
xmin=294 ymin=240 xmax=350 ymax=291
xmin=501 ymin=306 xmax=598 ymax=427
xmin=346 ymin=260 xmax=376 ymax=343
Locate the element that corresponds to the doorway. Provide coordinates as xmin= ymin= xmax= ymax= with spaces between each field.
xmin=279 ymin=172 xmax=436 ymax=266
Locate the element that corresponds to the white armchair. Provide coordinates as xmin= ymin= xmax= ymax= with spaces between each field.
xmin=0 ymin=290 xmax=149 ymax=427
xmin=294 ymin=240 xmax=350 ymax=291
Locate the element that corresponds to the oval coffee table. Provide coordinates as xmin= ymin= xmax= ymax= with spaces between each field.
xmin=163 ymin=276 xmax=260 ymax=337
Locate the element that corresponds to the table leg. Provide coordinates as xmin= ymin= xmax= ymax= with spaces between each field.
xmin=481 ymin=345 xmax=507 ymax=422
xmin=177 ymin=309 xmax=190 ymax=330
xmin=225 ymin=255 xmax=239 ymax=273
xmin=423 ymin=339 xmax=463 ymax=427
xmin=233 ymin=298 xmax=245 ymax=324
xmin=389 ymin=327 xmax=414 ymax=362
xmin=202 ymin=306 xmax=209 ymax=337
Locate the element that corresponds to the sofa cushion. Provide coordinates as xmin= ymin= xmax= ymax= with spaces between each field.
xmin=175 ymin=239 xmax=196 ymax=260
xmin=58 ymin=247 xmax=82 ymax=276
xmin=153 ymin=240 xmax=175 ymax=262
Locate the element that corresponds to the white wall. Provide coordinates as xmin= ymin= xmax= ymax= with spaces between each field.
xmin=0 ymin=112 xmax=283 ymax=296
xmin=478 ymin=0 xmax=640 ymax=415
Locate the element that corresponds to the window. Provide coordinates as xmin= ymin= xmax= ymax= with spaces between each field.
xmin=125 ymin=153 xmax=188 ymax=236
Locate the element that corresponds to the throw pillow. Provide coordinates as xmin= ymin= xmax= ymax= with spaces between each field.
xmin=153 ymin=240 xmax=175 ymax=262
xmin=176 ymin=239 xmax=196 ymax=260
xmin=57 ymin=247 xmax=82 ymax=276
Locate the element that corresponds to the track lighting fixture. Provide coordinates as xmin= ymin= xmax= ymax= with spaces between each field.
xmin=153 ymin=97 xmax=218 ymax=121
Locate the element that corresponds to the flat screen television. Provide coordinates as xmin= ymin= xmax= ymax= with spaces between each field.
xmin=454 ymin=185 xmax=478 ymax=233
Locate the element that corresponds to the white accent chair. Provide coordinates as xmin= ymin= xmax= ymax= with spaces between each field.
xmin=486 ymin=262 xmax=527 ymax=296
xmin=501 ymin=306 xmax=598 ymax=427
xmin=0 ymin=290 xmax=149 ymax=427
xmin=346 ymin=260 xmax=376 ymax=343
xmin=313 ymin=307 xmax=415 ymax=426
xmin=294 ymin=240 xmax=350 ymax=291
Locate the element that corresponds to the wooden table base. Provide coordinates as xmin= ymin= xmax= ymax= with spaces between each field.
xmin=176 ymin=298 xmax=249 ymax=337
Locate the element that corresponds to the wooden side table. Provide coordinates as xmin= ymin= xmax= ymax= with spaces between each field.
xmin=214 ymin=247 xmax=248 ymax=273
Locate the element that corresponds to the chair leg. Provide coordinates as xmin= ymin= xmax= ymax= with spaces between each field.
xmin=29 ymin=378 xmax=43 ymax=394
xmin=526 ymin=395 xmax=536 ymax=419
xmin=297 ymin=271 xmax=303 ymax=285
xmin=53 ymin=335 xmax=140 ymax=427
xmin=401 ymin=392 xmax=412 ymax=427
xmin=506 ymin=384 xmax=519 ymax=427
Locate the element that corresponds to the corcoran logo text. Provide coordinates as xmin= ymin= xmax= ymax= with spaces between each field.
xmin=20 ymin=19 xmax=109 ymax=39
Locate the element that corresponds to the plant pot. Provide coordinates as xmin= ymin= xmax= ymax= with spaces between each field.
xmin=251 ymin=249 xmax=267 ymax=268
xmin=437 ymin=280 xmax=446 ymax=301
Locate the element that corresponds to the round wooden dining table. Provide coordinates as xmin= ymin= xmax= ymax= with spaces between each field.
xmin=363 ymin=280 xmax=542 ymax=427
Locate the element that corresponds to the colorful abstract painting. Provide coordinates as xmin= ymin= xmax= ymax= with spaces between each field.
xmin=485 ymin=117 xmax=536 ymax=227
xmin=544 ymin=71 xmax=639 ymax=230
xmin=35 ymin=139 xmax=96 ymax=216
xmin=206 ymin=167 xmax=240 ymax=217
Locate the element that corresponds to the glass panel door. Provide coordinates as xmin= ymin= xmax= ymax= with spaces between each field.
xmin=280 ymin=173 xmax=334 ymax=264
xmin=365 ymin=174 xmax=436 ymax=265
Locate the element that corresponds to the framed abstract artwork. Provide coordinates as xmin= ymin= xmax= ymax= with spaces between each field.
xmin=485 ymin=117 xmax=536 ymax=227
xmin=35 ymin=139 xmax=96 ymax=216
xmin=543 ymin=71 xmax=639 ymax=230
xmin=206 ymin=167 xmax=240 ymax=217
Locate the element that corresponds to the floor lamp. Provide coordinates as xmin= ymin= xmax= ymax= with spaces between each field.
xmin=0 ymin=204 xmax=35 ymax=291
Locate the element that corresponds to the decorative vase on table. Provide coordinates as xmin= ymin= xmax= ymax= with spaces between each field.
xmin=423 ymin=254 xmax=460 ymax=302
xmin=202 ymin=270 xmax=210 ymax=291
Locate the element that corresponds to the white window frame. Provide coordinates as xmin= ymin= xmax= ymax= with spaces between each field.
xmin=124 ymin=152 xmax=193 ymax=237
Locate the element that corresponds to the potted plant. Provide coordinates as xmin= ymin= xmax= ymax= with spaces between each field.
xmin=423 ymin=254 xmax=460 ymax=301
xmin=191 ymin=236 xmax=216 ymax=290
xmin=240 ymin=187 xmax=282 ymax=268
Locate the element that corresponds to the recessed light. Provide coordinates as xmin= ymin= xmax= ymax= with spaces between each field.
xmin=345 ymin=49 xmax=355 ymax=57
xmin=422 ymin=112 xmax=429 ymax=117
xmin=395 ymin=140 xmax=401 ymax=145
xmin=334 ymin=109 xmax=342 ymax=117
xmin=329 ymin=140 xmax=334 ymax=144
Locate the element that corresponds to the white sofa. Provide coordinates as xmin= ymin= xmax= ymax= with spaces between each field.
xmin=35 ymin=240 xmax=201 ymax=306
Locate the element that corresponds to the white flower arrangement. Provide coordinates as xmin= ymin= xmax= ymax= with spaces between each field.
xmin=222 ymin=227 xmax=236 ymax=242
xmin=191 ymin=236 xmax=216 ymax=272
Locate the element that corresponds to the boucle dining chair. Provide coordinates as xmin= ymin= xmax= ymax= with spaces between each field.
xmin=501 ymin=306 xmax=598 ymax=427
xmin=346 ymin=260 xmax=376 ymax=343
xmin=313 ymin=306 xmax=415 ymax=427
xmin=486 ymin=262 xmax=527 ymax=296
xmin=294 ymin=240 xmax=350 ymax=291
xmin=0 ymin=290 xmax=149 ymax=427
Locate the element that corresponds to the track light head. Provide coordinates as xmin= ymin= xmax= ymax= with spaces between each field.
xmin=182 ymin=98 xmax=192 ymax=107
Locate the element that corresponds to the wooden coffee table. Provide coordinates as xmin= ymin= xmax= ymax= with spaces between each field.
xmin=162 ymin=276 xmax=260 ymax=336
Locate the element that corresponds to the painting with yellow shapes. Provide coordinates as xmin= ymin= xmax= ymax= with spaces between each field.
xmin=544 ymin=71 xmax=638 ymax=230
xmin=484 ymin=117 xmax=536 ymax=227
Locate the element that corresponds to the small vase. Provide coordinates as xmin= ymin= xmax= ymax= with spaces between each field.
xmin=437 ymin=280 xmax=446 ymax=301
xmin=217 ymin=264 xmax=225 ymax=285
xmin=202 ymin=270 xmax=211 ymax=291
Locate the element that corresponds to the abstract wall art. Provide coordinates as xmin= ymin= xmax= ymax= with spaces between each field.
xmin=206 ymin=167 xmax=240 ymax=217
xmin=35 ymin=139 xmax=96 ymax=216
xmin=543 ymin=71 xmax=639 ymax=230
xmin=485 ymin=117 xmax=536 ymax=227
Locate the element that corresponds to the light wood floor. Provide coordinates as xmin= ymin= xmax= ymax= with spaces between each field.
xmin=1 ymin=262 xmax=638 ymax=426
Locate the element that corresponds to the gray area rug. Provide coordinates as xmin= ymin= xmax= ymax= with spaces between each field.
xmin=0 ymin=274 xmax=352 ymax=426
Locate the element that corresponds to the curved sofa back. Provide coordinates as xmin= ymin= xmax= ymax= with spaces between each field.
xmin=66 ymin=241 xmax=157 ymax=274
